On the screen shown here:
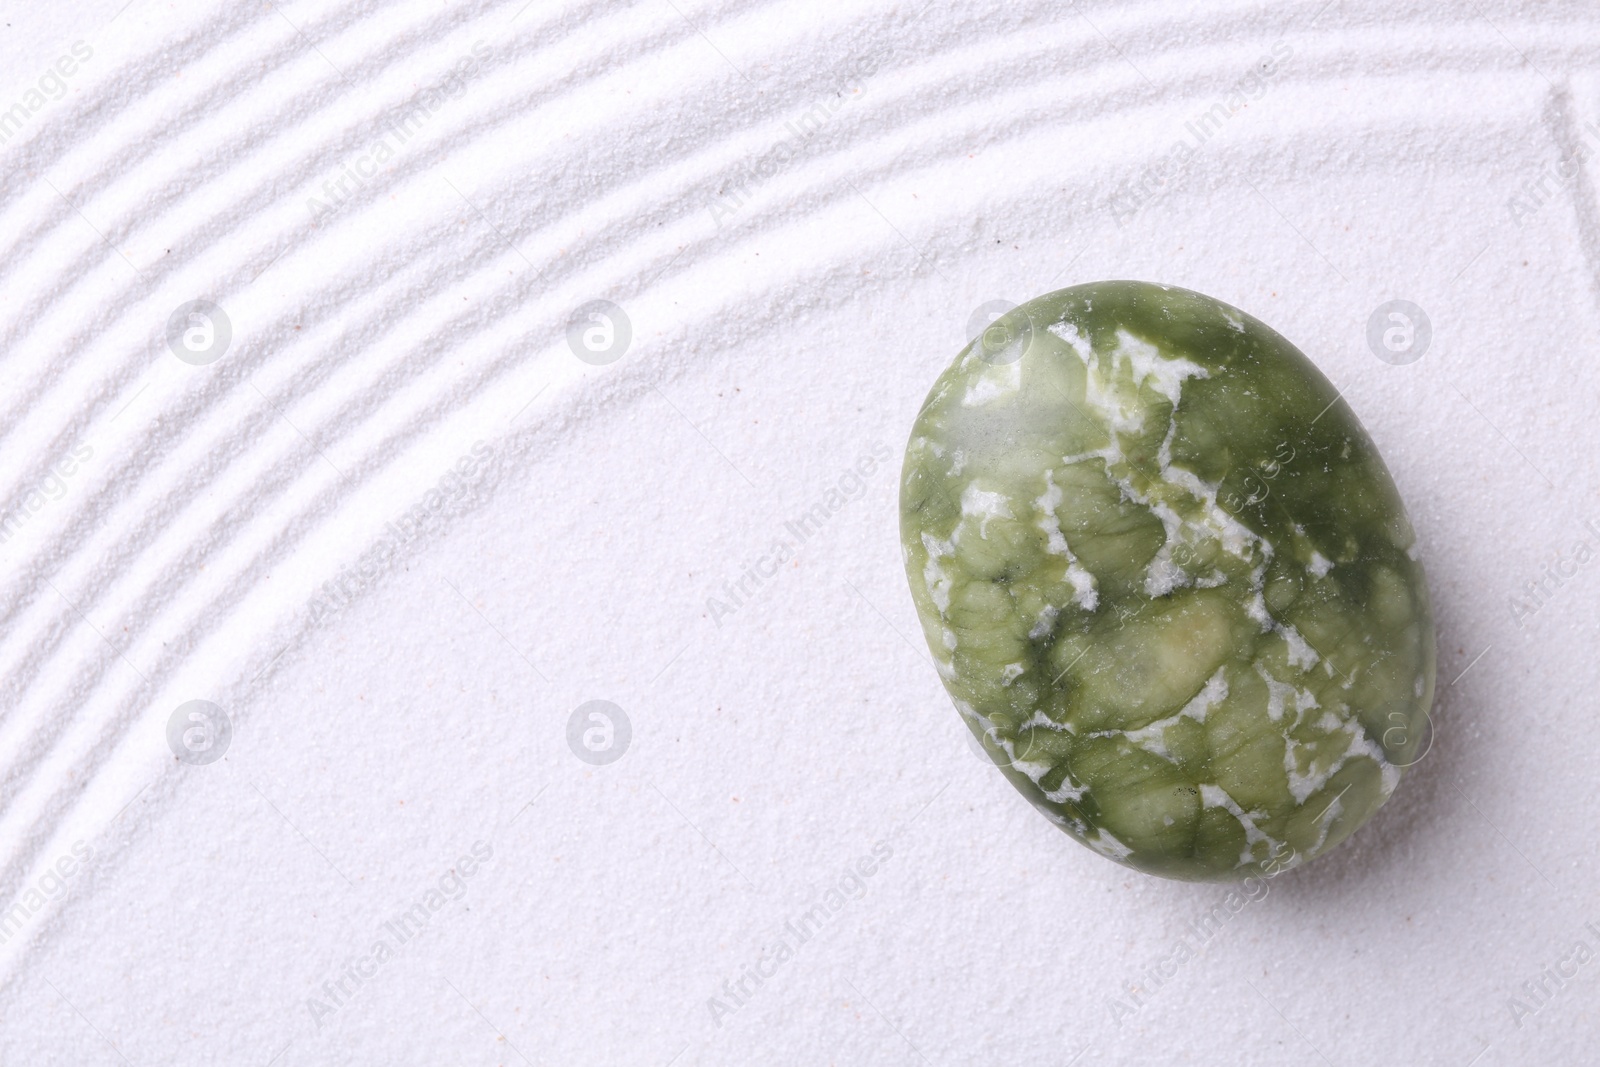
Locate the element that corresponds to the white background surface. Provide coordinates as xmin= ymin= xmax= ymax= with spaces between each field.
xmin=1 ymin=1 xmax=1597 ymax=1064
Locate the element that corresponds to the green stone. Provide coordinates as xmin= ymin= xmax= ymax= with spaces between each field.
xmin=900 ymin=281 xmax=1435 ymax=881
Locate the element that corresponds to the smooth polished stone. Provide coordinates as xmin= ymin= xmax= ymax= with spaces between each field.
xmin=900 ymin=281 xmax=1435 ymax=881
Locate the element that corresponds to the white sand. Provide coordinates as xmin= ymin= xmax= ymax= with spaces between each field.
xmin=1 ymin=1 xmax=1598 ymax=1063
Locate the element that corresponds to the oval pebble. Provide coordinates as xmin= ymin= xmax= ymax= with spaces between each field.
xmin=899 ymin=281 xmax=1435 ymax=881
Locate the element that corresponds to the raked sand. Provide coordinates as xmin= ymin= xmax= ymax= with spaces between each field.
xmin=1 ymin=1 xmax=1598 ymax=1063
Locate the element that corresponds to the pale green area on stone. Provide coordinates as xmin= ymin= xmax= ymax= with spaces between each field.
xmin=900 ymin=281 xmax=1435 ymax=882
